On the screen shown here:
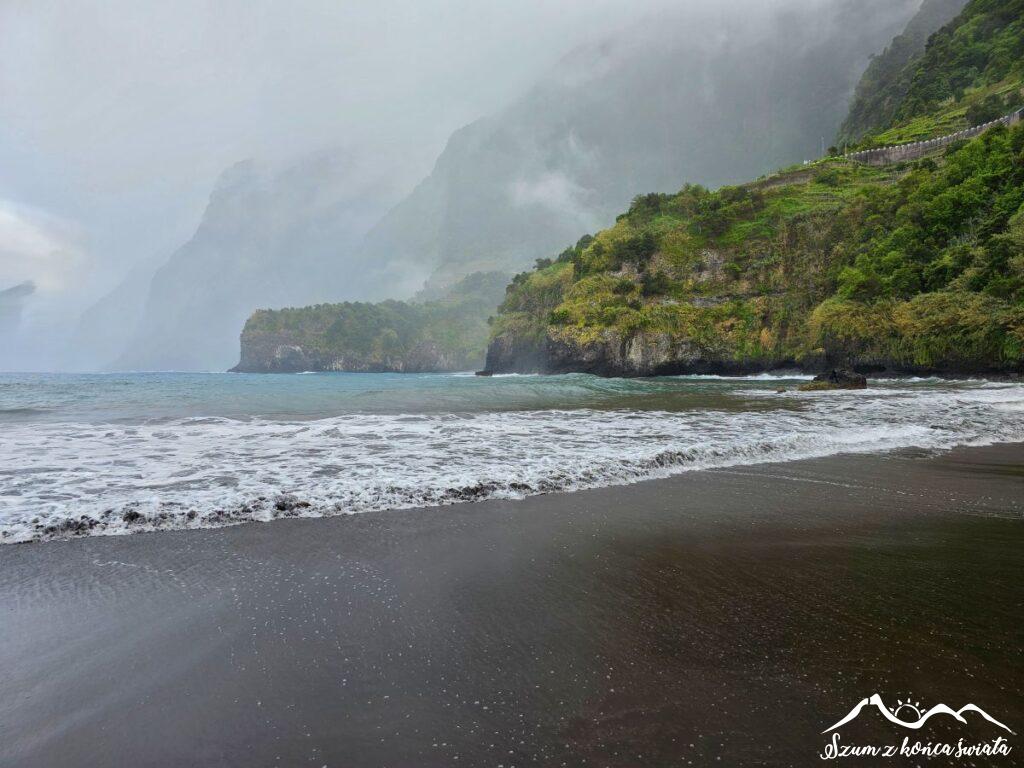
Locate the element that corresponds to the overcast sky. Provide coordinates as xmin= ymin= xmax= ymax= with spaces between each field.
xmin=0 ymin=0 xmax=683 ymax=315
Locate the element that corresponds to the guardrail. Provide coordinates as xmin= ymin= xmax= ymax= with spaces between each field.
xmin=844 ymin=107 xmax=1024 ymax=166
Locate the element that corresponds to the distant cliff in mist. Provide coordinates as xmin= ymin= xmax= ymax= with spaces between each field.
xmin=361 ymin=0 xmax=918 ymax=297
xmin=82 ymin=0 xmax=918 ymax=371
xmin=104 ymin=152 xmax=406 ymax=371
xmin=233 ymin=271 xmax=509 ymax=373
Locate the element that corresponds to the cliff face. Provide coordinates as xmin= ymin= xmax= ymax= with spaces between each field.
xmin=482 ymin=0 xmax=1024 ymax=379
xmin=0 ymin=281 xmax=35 ymax=338
xmin=233 ymin=336 xmax=471 ymax=374
xmin=107 ymin=151 xmax=409 ymax=372
xmin=482 ymin=142 xmax=1024 ymax=377
xmin=485 ymin=330 xmax=809 ymax=378
xmin=233 ymin=272 xmax=508 ymax=373
xmin=485 ymin=324 xmax=1020 ymax=378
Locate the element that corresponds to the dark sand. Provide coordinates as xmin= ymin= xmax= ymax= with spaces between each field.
xmin=1 ymin=444 xmax=1022 ymax=767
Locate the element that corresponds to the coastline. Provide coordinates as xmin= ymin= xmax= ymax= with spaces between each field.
xmin=2 ymin=442 xmax=1022 ymax=766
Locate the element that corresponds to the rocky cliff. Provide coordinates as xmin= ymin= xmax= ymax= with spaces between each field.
xmin=234 ymin=336 xmax=472 ymax=374
xmin=481 ymin=0 xmax=1024 ymax=379
xmin=105 ymin=151 xmax=408 ymax=372
xmin=484 ymin=330 xmax=809 ymax=378
xmin=483 ymin=144 xmax=1024 ymax=377
xmin=233 ymin=272 xmax=508 ymax=373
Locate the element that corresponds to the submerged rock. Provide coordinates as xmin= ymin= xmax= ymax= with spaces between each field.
xmin=798 ymin=369 xmax=868 ymax=391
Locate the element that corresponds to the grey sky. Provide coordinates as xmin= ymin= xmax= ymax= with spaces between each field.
xmin=0 ymin=0 xmax=679 ymax=313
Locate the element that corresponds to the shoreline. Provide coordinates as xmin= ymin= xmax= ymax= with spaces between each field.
xmin=478 ymin=362 xmax=1024 ymax=381
xmin=7 ymin=372 xmax=1023 ymax=547
xmin=8 ymin=434 xmax=1024 ymax=546
xmin=223 ymin=364 xmax=1024 ymax=381
xmin=2 ymin=443 xmax=1022 ymax=766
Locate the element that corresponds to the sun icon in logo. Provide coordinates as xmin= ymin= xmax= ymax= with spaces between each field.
xmin=892 ymin=697 xmax=924 ymax=721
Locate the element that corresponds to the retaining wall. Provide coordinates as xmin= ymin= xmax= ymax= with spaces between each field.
xmin=845 ymin=107 xmax=1024 ymax=166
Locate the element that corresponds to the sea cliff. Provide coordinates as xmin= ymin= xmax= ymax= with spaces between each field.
xmin=482 ymin=0 xmax=1024 ymax=377
xmin=233 ymin=272 xmax=508 ymax=373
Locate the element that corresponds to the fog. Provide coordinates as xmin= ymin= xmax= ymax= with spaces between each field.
xmin=0 ymin=0 xmax=918 ymax=370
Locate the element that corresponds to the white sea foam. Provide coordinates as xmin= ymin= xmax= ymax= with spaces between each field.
xmin=2 ymin=381 xmax=1023 ymax=543
xmin=672 ymin=372 xmax=816 ymax=381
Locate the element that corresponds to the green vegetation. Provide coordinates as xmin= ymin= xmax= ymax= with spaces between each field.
xmin=490 ymin=124 xmax=1024 ymax=372
xmin=240 ymin=271 xmax=509 ymax=371
xmin=487 ymin=0 xmax=1024 ymax=375
xmin=837 ymin=0 xmax=969 ymax=145
xmin=849 ymin=0 xmax=1024 ymax=148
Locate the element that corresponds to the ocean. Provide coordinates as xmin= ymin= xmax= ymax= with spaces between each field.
xmin=2 ymin=371 xmax=1023 ymax=543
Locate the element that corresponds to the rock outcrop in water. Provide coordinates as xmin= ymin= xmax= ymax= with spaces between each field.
xmin=798 ymin=370 xmax=868 ymax=391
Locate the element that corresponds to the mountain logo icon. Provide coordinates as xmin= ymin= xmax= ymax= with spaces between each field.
xmin=824 ymin=694 xmax=1014 ymax=735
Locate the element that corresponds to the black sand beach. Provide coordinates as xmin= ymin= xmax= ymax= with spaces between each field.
xmin=2 ymin=444 xmax=1022 ymax=767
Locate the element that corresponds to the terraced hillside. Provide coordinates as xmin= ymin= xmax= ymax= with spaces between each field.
xmin=482 ymin=0 xmax=1024 ymax=377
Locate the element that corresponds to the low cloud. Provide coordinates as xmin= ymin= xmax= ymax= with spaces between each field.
xmin=510 ymin=171 xmax=599 ymax=230
xmin=0 ymin=201 xmax=84 ymax=293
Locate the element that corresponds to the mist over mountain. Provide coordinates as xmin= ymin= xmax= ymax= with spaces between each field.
xmin=0 ymin=281 xmax=35 ymax=338
xmin=108 ymin=151 xmax=405 ymax=371
xmin=84 ymin=0 xmax=922 ymax=371
xmin=66 ymin=257 xmax=162 ymax=371
xmin=362 ymin=0 xmax=919 ymax=297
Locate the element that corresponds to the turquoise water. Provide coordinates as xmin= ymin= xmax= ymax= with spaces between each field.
xmin=0 ymin=371 xmax=795 ymax=423
xmin=2 ymin=371 xmax=1023 ymax=543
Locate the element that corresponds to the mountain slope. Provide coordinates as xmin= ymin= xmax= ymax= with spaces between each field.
xmin=483 ymin=0 xmax=1024 ymax=377
xmin=837 ymin=0 xmax=970 ymax=144
xmin=111 ymin=152 xmax=405 ymax=371
xmin=0 ymin=281 xmax=34 ymax=337
xmin=896 ymin=0 xmax=1024 ymax=121
xmin=221 ymin=0 xmax=917 ymax=374
xmin=359 ymin=0 xmax=918 ymax=297
xmin=850 ymin=0 xmax=1024 ymax=147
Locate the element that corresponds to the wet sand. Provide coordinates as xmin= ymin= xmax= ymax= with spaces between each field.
xmin=1 ymin=444 xmax=1022 ymax=767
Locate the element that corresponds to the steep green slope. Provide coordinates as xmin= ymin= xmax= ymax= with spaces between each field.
xmin=484 ymin=0 xmax=1024 ymax=377
xmin=851 ymin=0 xmax=1024 ymax=147
xmin=837 ymin=0 xmax=969 ymax=144
xmin=233 ymin=272 xmax=509 ymax=373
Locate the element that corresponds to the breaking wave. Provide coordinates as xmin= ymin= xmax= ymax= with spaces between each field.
xmin=2 ymin=376 xmax=1023 ymax=543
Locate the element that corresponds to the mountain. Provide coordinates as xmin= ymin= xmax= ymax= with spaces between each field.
xmin=837 ymin=0 xmax=970 ymax=145
xmin=358 ymin=0 xmax=919 ymax=297
xmin=65 ymin=256 xmax=163 ymax=371
xmin=482 ymin=0 xmax=1024 ymax=377
xmin=232 ymin=271 xmax=509 ymax=373
xmin=213 ymin=0 xmax=919 ymax=375
xmin=0 ymin=281 xmax=35 ymax=335
xmin=104 ymin=150 xmax=406 ymax=371
xmin=848 ymin=0 xmax=1024 ymax=147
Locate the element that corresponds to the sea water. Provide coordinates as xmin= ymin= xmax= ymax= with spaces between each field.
xmin=2 ymin=371 xmax=1023 ymax=543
